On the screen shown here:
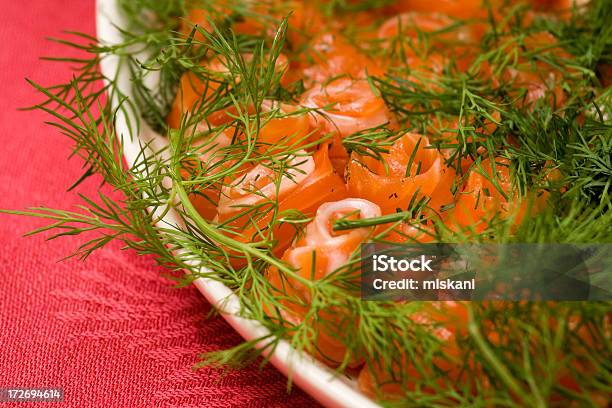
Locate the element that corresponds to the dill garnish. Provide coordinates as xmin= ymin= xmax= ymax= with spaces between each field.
xmin=2 ymin=0 xmax=611 ymax=406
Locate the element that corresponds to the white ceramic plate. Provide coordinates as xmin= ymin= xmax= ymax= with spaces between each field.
xmin=96 ymin=1 xmax=380 ymax=406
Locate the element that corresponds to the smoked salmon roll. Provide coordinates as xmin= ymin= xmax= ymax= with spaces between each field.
xmin=446 ymin=157 xmax=549 ymax=233
xmin=216 ymin=146 xmax=347 ymax=254
xmin=301 ymin=78 xmax=391 ymax=138
xmin=448 ymin=158 xmax=513 ymax=232
xmin=301 ymin=77 xmax=392 ymax=174
xmin=301 ymin=33 xmax=385 ymax=86
xmin=268 ymin=198 xmax=382 ymax=365
xmin=347 ymin=132 xmax=456 ymax=215
xmin=256 ymin=100 xmax=313 ymax=154
xmin=504 ymin=67 xmax=566 ymax=109
xmin=167 ymin=53 xmax=290 ymax=129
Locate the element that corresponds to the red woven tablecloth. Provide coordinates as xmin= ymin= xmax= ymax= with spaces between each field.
xmin=0 ymin=1 xmax=317 ymax=406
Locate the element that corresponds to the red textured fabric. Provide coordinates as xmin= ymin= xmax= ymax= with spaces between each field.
xmin=0 ymin=1 xmax=317 ymax=406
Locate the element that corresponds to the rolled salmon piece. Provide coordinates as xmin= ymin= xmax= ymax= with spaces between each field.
xmin=302 ymin=77 xmax=392 ymax=174
xmin=267 ymin=198 xmax=382 ymax=366
xmin=347 ymin=132 xmax=456 ymax=215
xmin=216 ymin=147 xmax=347 ymax=256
